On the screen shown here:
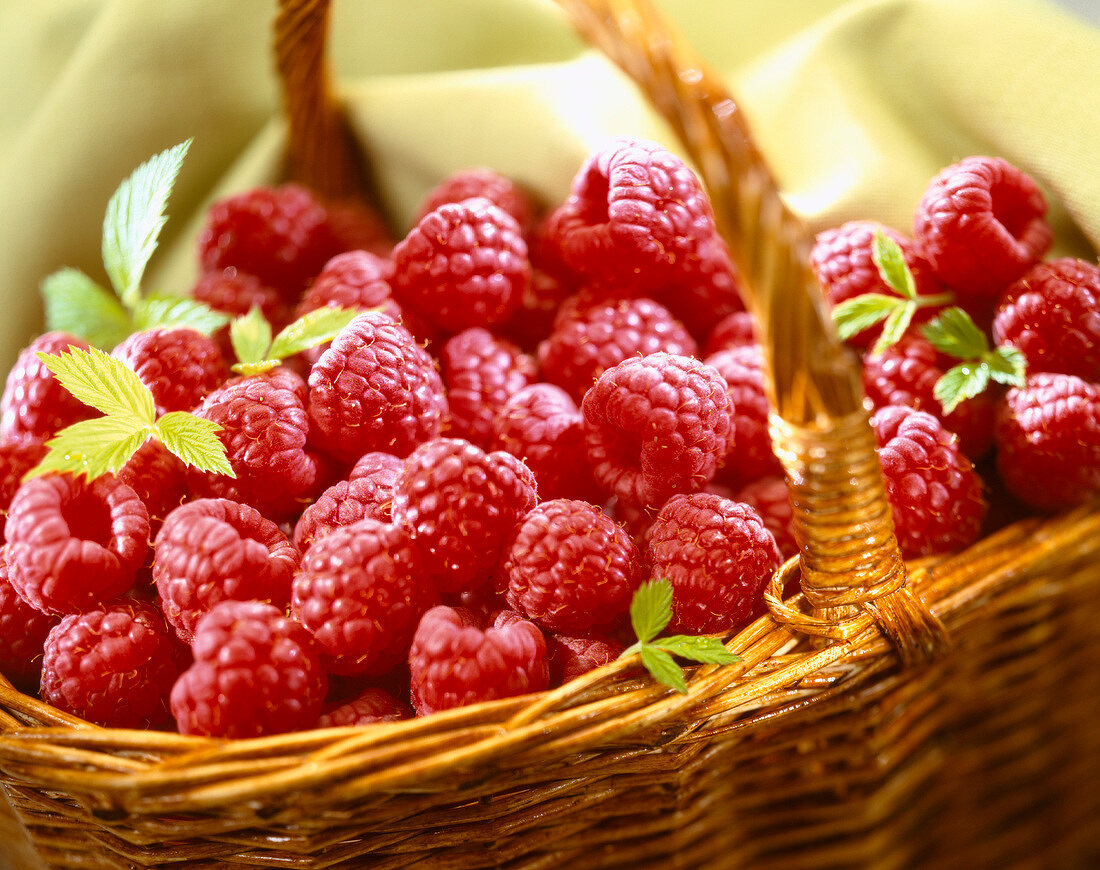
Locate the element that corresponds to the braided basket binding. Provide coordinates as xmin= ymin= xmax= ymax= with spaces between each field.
xmin=2 ymin=1 xmax=1099 ymax=867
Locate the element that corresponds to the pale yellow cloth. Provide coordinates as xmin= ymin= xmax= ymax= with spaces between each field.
xmin=1 ymin=0 xmax=1098 ymax=372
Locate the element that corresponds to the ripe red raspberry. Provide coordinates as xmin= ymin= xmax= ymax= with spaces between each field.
xmin=0 ymin=548 xmax=61 ymax=692
xmin=115 ymin=438 xmax=188 ymax=532
xmin=307 ymin=311 xmax=447 ymax=462
xmin=499 ymin=267 xmax=576 ymax=352
xmin=913 ymin=156 xmax=1051 ymax=299
xmin=294 ymin=249 xmax=401 ymax=323
xmin=861 ymin=334 xmax=995 ymax=460
xmin=293 ymin=518 xmax=437 ymax=677
xmin=544 ymin=137 xmax=717 ymax=292
xmin=153 ymin=498 xmax=299 ymax=643
xmin=317 ymin=686 xmax=412 ymax=727
xmin=0 ymin=439 xmax=46 ymax=542
xmin=196 ymin=183 xmax=340 ymax=301
xmin=582 ymin=353 xmax=734 ymax=510
xmin=439 ymin=328 xmax=537 ymax=448
xmin=538 ymin=297 xmax=697 ymax=405
xmin=652 ymin=233 xmax=746 ymax=342
xmin=810 ymin=221 xmax=945 ymax=349
xmin=1 ymin=332 xmax=96 ymax=444
xmin=171 ymin=599 xmax=328 ymax=738
xmin=113 ymin=327 xmax=229 ymax=415
xmin=392 ymin=197 xmax=529 ymax=333
xmin=647 ymin=492 xmax=781 ymax=635
xmin=4 ymin=472 xmax=148 ymax=614
xmin=40 ymin=599 xmax=184 ymax=728
xmin=703 ymin=311 xmax=758 ymax=357
xmin=502 ymin=498 xmax=644 ymax=634
xmin=414 ymin=168 xmax=537 ymax=233
xmin=994 ymin=373 xmax=1100 ymax=512
xmin=408 ymin=606 xmax=548 ymax=716
xmin=871 ymin=405 xmax=987 ymax=558
xmin=293 ymin=455 xmax=402 ymax=552
xmin=706 ymin=345 xmax=782 ymax=486
xmin=491 ymin=382 xmax=603 ymax=503
xmin=392 ymin=438 xmax=537 ymax=600
xmin=322 ymin=198 xmax=395 ymax=257
xmin=993 ymin=257 xmax=1100 ymax=383
xmin=190 ymin=267 xmax=290 ymax=330
xmin=545 ymin=633 xmax=625 ymax=686
xmin=730 ymin=476 xmax=798 ymax=560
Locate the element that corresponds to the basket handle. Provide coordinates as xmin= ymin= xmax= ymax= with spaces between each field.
xmin=273 ymin=0 xmax=949 ymax=665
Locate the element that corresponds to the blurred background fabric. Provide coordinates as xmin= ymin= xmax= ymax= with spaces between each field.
xmin=0 ymin=0 xmax=1098 ymax=375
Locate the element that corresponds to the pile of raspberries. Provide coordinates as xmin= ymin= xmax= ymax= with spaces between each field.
xmin=0 ymin=139 xmax=1096 ymax=738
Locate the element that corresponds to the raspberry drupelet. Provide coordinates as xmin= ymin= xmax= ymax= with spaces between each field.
xmin=0 ymin=332 xmax=96 ymax=445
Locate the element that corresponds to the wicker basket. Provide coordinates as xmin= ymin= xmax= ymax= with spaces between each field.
xmin=3 ymin=0 xmax=1100 ymax=867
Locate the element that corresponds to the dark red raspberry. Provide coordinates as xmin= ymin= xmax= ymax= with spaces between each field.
xmin=993 ymin=257 xmax=1100 ymax=383
xmin=0 ymin=547 xmax=61 ymax=692
xmin=408 ymin=606 xmax=548 ymax=716
xmin=308 ymin=311 xmax=447 ymax=462
xmin=294 ymin=249 xmax=401 ymax=323
xmin=293 ymin=517 xmax=437 ymax=676
xmin=115 ymin=437 xmax=188 ymax=532
xmin=392 ymin=438 xmax=537 ymax=600
xmin=4 ymin=472 xmax=148 ymax=614
xmin=491 ymin=382 xmax=603 ymax=503
xmin=502 ymin=498 xmax=644 ymax=634
xmin=582 ymin=353 xmax=734 ymax=510
xmin=0 ymin=439 xmax=46 ymax=542
xmin=317 ymin=686 xmax=412 ymax=727
xmin=538 ymin=297 xmax=697 ymax=405
xmin=499 ymin=268 xmax=576 ymax=352
xmin=392 ymin=197 xmax=529 ymax=333
xmin=994 ymin=373 xmax=1100 ymax=512
xmin=322 ymin=197 xmax=395 ymax=257
xmin=40 ymin=599 xmax=184 ymax=728
xmin=544 ymin=137 xmax=717 ymax=292
xmin=706 ymin=345 xmax=782 ymax=486
xmin=861 ymin=334 xmax=995 ymax=460
xmin=545 ymin=633 xmax=625 ymax=686
xmin=652 ymin=233 xmax=746 ymax=342
xmin=171 ymin=599 xmax=328 ymax=738
xmin=730 ymin=476 xmax=798 ymax=560
xmin=439 ymin=328 xmax=537 ymax=448
xmin=196 ymin=183 xmax=340 ymax=301
xmin=414 ymin=168 xmax=537 ymax=233
xmin=913 ymin=156 xmax=1051 ymax=299
xmin=190 ymin=267 xmax=290 ymax=330
xmin=871 ymin=405 xmax=987 ymax=558
xmin=293 ymin=456 xmax=402 ymax=552
xmin=113 ymin=327 xmax=229 ymax=415
xmin=703 ymin=311 xmax=758 ymax=357
xmin=647 ymin=492 xmax=781 ymax=635
xmin=810 ymin=221 xmax=945 ymax=349
xmin=153 ymin=498 xmax=299 ymax=643
xmin=0 ymin=332 xmax=96 ymax=444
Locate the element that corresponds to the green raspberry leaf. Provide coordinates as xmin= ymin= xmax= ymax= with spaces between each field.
xmin=26 ymin=416 xmax=153 ymax=481
xmin=639 ymin=646 xmax=688 ymax=694
xmin=101 ymin=139 xmax=192 ymax=309
xmin=630 ymin=578 xmax=673 ymax=644
xmin=831 ymin=294 xmax=904 ymax=342
xmin=132 ymin=294 xmax=230 ymax=336
xmin=871 ymin=229 xmax=917 ymax=300
xmin=934 ymin=362 xmax=991 ymax=415
xmin=40 ymin=268 xmax=134 ymax=351
xmin=268 ymin=307 xmax=360 ymax=361
xmin=155 ymin=411 xmax=234 ymax=478
xmin=986 ymin=345 xmax=1028 ymax=387
xmin=871 ymin=301 xmax=918 ymax=356
xmin=654 ymin=635 xmax=740 ymax=666
xmin=229 ymin=307 xmax=274 ymax=367
xmin=35 ymin=345 xmax=155 ymax=424
xmin=922 ymin=307 xmax=989 ymax=361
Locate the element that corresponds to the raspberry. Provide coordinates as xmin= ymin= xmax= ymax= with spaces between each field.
xmin=705 ymin=345 xmax=782 ymax=486
xmin=4 ymin=472 xmax=149 ymax=614
xmin=545 ymin=633 xmax=625 ymax=686
xmin=1 ymin=332 xmax=96 ymax=444
xmin=652 ymin=233 xmax=746 ymax=342
xmin=703 ymin=311 xmax=758 ymax=357
xmin=993 ymin=257 xmax=1100 ymax=383
xmin=408 ymin=606 xmax=548 ymax=716
xmin=439 ymin=328 xmax=537 ymax=448
xmin=113 ymin=327 xmax=229 ymax=415
xmin=307 ymin=311 xmax=447 ymax=461
xmin=647 ymin=492 xmax=781 ymax=635
xmin=871 ymin=405 xmax=987 ymax=558
xmin=499 ymin=267 xmax=576 ymax=352
xmin=994 ymin=373 xmax=1100 ymax=512
xmin=730 ymin=476 xmax=798 ymax=560
xmin=809 ymin=221 xmax=945 ymax=349
xmin=538 ymin=297 xmax=697 ymax=405
xmin=115 ymin=437 xmax=188 ymax=532
xmin=502 ymin=498 xmax=645 ymax=634
xmin=392 ymin=438 xmax=537 ymax=600
xmin=582 ymin=353 xmax=734 ymax=510
xmin=170 ymin=599 xmax=328 ymax=738
xmin=913 ymin=156 xmax=1051 ymax=299
xmin=40 ymin=599 xmax=184 ymax=729
xmin=414 ymin=168 xmax=537 ymax=233
xmin=0 ymin=547 xmax=61 ymax=692
xmin=348 ymin=450 xmax=405 ymax=484
xmin=0 ymin=439 xmax=46 ymax=542
xmin=491 ymin=382 xmax=603 ymax=503
xmin=317 ymin=686 xmax=412 ymax=727
xmin=544 ymin=137 xmax=717 ymax=291
xmin=322 ymin=198 xmax=394 ymax=257
xmin=293 ymin=456 xmax=402 ymax=552
xmin=861 ymin=334 xmax=995 ymax=460
xmin=292 ymin=518 xmax=437 ymax=676
xmin=153 ymin=498 xmax=299 ymax=643
xmin=294 ymin=249 xmax=401 ymax=324
xmin=190 ymin=268 xmax=290 ymax=331
xmin=391 ymin=197 xmax=529 ymax=333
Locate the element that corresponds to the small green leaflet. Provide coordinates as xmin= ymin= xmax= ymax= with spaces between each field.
xmin=230 ymin=306 xmax=360 ymax=375
xmin=37 ymin=345 xmax=155 ymax=422
xmin=132 ymin=295 xmax=230 ymax=335
xmin=871 ymin=229 xmax=918 ymax=300
xmin=229 ymin=307 xmax=275 ymax=372
xmin=620 ymin=578 xmax=740 ymax=694
xmin=41 ymin=268 xmax=132 ymax=351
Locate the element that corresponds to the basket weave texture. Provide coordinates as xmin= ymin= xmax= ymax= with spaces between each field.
xmin=2 ymin=0 xmax=1100 ymax=867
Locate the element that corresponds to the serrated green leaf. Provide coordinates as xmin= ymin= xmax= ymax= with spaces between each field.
xmin=36 ymin=346 xmax=155 ymax=423
xmin=934 ymin=362 xmax=991 ymax=415
xmin=871 ymin=300 xmax=917 ymax=355
xmin=871 ymin=229 xmax=917 ymax=300
xmin=268 ymin=307 xmax=360 ymax=361
xmin=155 ymin=411 xmax=234 ymax=478
xmin=922 ymin=307 xmax=989 ymax=361
xmin=25 ymin=416 xmax=153 ymax=481
xmin=831 ymin=294 xmax=904 ymax=341
xmin=230 ymin=360 xmax=282 ymax=377
xmin=132 ymin=294 xmax=230 ymax=336
xmin=639 ymin=646 xmax=687 ymax=694
xmin=630 ymin=578 xmax=673 ymax=644
xmin=230 ymin=307 xmax=274 ymax=366
xmin=654 ymin=635 xmax=740 ymax=666
xmin=986 ymin=346 xmax=1028 ymax=387
xmin=41 ymin=268 xmax=133 ymax=350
